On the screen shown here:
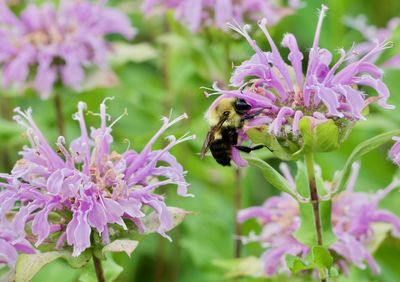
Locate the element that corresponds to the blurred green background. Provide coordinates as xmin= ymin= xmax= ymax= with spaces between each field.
xmin=2 ymin=0 xmax=400 ymax=281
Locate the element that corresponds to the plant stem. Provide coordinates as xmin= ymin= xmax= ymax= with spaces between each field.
xmin=53 ymin=92 xmax=65 ymax=136
xmin=155 ymin=237 xmax=165 ymax=282
xmin=234 ymin=168 xmax=242 ymax=258
xmin=304 ymin=153 xmax=327 ymax=282
xmin=92 ymin=254 xmax=105 ymax=282
xmin=304 ymin=153 xmax=323 ymax=245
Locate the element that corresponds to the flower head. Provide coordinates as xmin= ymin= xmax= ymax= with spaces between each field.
xmin=142 ymin=0 xmax=301 ymax=32
xmin=0 ymin=0 xmax=136 ymax=99
xmin=205 ymin=5 xmax=394 ymax=165
xmin=0 ymin=99 xmax=194 ymax=263
xmin=238 ymin=163 xmax=400 ymax=277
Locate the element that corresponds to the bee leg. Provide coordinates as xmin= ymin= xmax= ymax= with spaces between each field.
xmin=235 ymin=144 xmax=265 ymax=153
xmin=241 ymin=109 xmax=265 ymax=121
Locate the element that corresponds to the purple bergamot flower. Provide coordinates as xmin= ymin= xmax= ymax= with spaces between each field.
xmin=0 ymin=0 xmax=136 ymax=99
xmin=344 ymin=14 xmax=400 ymax=69
xmin=0 ymin=99 xmax=194 ymax=267
xmin=142 ymin=0 xmax=301 ymax=32
xmin=204 ymin=5 xmax=394 ymax=166
xmin=238 ymin=163 xmax=400 ymax=277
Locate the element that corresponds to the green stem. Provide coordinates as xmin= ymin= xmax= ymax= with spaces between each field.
xmin=92 ymin=254 xmax=105 ymax=282
xmin=155 ymin=237 xmax=165 ymax=282
xmin=53 ymin=92 xmax=65 ymax=136
xmin=304 ymin=153 xmax=327 ymax=282
xmin=304 ymin=153 xmax=323 ymax=245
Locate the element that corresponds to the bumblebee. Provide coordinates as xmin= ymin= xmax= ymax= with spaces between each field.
xmin=200 ymin=98 xmax=264 ymax=166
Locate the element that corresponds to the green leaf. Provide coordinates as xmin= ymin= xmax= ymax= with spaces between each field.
xmin=294 ymin=201 xmax=335 ymax=248
xmin=297 ymin=200 xmax=336 ymax=248
xmin=329 ymin=266 xmax=339 ymax=277
xmin=294 ymin=202 xmax=314 ymax=247
xmin=213 ymin=256 xmax=264 ymax=278
xmin=312 ymin=246 xmax=333 ymax=269
xmin=285 ymin=255 xmax=313 ymax=274
xmin=15 ymin=250 xmax=92 ymax=281
xmin=332 ymin=129 xmax=400 ymax=195
xmin=321 ymin=204 xmax=336 ymax=248
xmin=246 ymin=126 xmax=301 ymax=161
xmin=245 ymin=156 xmax=298 ymax=199
xmin=92 ymin=246 xmax=106 ymax=261
xmin=294 ymin=161 xmax=309 ymax=197
xmin=245 ymin=117 xmax=345 ymax=161
xmin=63 ymin=250 xmax=92 ymax=269
xmin=294 ymin=162 xmax=336 ymax=247
xmin=294 ymin=117 xmax=340 ymax=157
xmin=315 ymin=173 xmax=329 ymax=197
xmin=102 ymin=239 xmax=139 ymax=257
xmin=15 ymin=252 xmax=64 ymax=282
xmin=286 ymin=247 xmax=333 ymax=276
xmin=142 ymin=207 xmax=191 ymax=234
xmin=367 ymin=223 xmax=393 ymax=253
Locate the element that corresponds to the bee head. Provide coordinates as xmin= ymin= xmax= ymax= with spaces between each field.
xmin=234 ymin=98 xmax=251 ymax=115
xmin=208 ymin=98 xmax=243 ymax=127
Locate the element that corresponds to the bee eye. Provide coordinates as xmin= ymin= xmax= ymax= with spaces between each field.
xmin=223 ymin=111 xmax=230 ymax=116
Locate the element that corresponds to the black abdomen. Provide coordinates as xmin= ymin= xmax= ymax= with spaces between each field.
xmin=210 ymin=127 xmax=238 ymax=166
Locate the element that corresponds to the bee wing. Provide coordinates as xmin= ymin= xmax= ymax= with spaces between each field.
xmin=200 ymin=129 xmax=215 ymax=159
xmin=200 ymin=116 xmax=228 ymax=159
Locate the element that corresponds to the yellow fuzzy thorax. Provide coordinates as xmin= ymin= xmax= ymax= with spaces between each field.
xmin=207 ymin=98 xmax=242 ymax=128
